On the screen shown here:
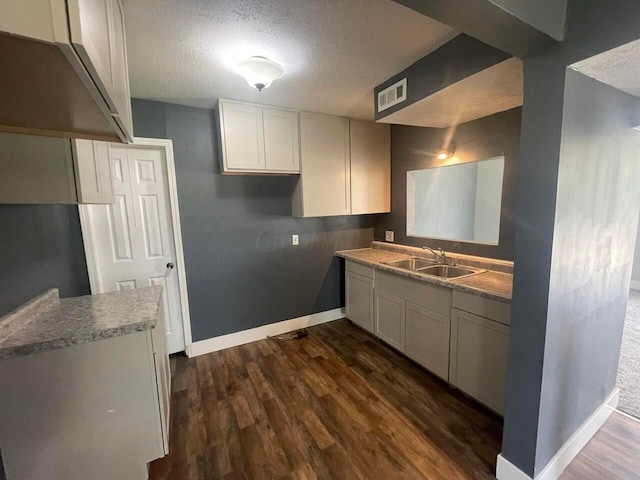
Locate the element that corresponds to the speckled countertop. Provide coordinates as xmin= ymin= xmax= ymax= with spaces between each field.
xmin=336 ymin=246 xmax=513 ymax=303
xmin=0 ymin=286 xmax=163 ymax=360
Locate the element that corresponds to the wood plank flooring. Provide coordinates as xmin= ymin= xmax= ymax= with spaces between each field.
xmin=149 ymin=319 xmax=503 ymax=479
xmin=561 ymin=411 xmax=640 ymax=480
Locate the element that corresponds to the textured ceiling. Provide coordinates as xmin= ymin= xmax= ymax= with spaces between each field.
xmin=122 ymin=0 xmax=455 ymax=119
xmin=571 ymin=40 xmax=640 ymax=98
xmin=378 ymin=57 xmax=523 ymax=128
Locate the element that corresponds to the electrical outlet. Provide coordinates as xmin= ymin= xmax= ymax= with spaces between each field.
xmin=292 ymin=234 xmax=299 ymax=246
xmin=385 ymin=231 xmax=394 ymax=242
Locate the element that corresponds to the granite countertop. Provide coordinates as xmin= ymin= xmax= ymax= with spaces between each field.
xmin=336 ymin=247 xmax=513 ymax=303
xmin=0 ymin=286 xmax=163 ymax=361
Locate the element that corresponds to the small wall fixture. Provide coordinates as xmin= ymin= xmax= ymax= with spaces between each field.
xmin=436 ymin=141 xmax=456 ymax=160
xmin=235 ymin=56 xmax=285 ymax=91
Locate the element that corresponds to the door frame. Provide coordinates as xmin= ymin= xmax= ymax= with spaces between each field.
xmin=79 ymin=137 xmax=193 ymax=353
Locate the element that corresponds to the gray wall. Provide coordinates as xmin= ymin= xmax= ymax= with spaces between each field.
xmin=132 ymin=99 xmax=380 ymax=341
xmin=538 ymin=70 xmax=640 ymax=469
xmin=489 ymin=0 xmax=567 ymax=40
xmin=502 ymin=0 xmax=640 ymax=476
xmin=377 ymin=107 xmax=521 ymax=260
xmin=0 ymin=205 xmax=90 ymax=317
xmin=632 ymin=217 xmax=640 ymax=283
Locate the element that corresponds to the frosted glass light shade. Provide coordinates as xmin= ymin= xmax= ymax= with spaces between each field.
xmin=235 ymin=56 xmax=285 ymax=91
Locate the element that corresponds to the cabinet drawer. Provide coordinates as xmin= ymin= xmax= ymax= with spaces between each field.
xmin=345 ymin=260 xmax=374 ymax=279
xmin=452 ymin=290 xmax=511 ymax=325
xmin=376 ymin=270 xmax=451 ymax=315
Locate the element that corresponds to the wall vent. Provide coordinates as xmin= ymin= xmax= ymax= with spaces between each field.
xmin=377 ymin=78 xmax=407 ymax=112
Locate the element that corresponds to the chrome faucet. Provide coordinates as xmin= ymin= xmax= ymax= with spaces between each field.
xmin=422 ymin=246 xmax=448 ymax=265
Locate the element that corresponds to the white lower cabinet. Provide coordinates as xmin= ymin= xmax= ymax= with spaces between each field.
xmin=345 ymin=264 xmax=374 ymax=333
xmin=405 ymin=302 xmax=451 ymax=381
xmin=449 ymin=308 xmax=510 ymax=415
xmin=0 ymin=301 xmax=170 ymax=479
xmin=373 ymin=270 xmax=451 ymax=357
xmin=345 ymin=264 xmax=511 ymax=415
xmin=374 ymin=290 xmax=406 ymax=351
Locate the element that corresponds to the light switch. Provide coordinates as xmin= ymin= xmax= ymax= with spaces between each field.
xmin=385 ymin=231 xmax=394 ymax=242
xmin=292 ymin=234 xmax=299 ymax=246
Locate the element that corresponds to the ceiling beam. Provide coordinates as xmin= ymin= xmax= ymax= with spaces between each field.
xmin=393 ymin=0 xmax=558 ymax=58
xmin=374 ymin=34 xmax=510 ymax=122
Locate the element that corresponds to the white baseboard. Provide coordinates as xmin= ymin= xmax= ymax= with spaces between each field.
xmin=186 ymin=308 xmax=344 ymax=357
xmin=631 ymin=280 xmax=640 ymax=291
xmin=496 ymin=388 xmax=619 ymax=480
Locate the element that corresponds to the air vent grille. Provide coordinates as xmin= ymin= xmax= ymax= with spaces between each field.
xmin=378 ymin=78 xmax=407 ymax=112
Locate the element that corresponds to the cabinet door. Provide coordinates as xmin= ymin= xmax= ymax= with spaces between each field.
xmin=264 ymin=108 xmax=300 ymax=172
xmin=350 ymin=120 xmax=390 ymax=214
xmin=374 ymin=290 xmax=405 ymax=351
xmin=295 ymin=112 xmax=350 ymax=217
xmin=219 ymin=101 xmax=266 ymax=171
xmin=67 ymin=0 xmax=117 ymax=112
xmin=0 ymin=133 xmax=78 ymax=204
xmin=73 ymin=139 xmax=115 ymax=204
xmin=346 ymin=271 xmax=373 ymax=332
xmin=405 ymin=302 xmax=451 ymax=381
xmin=150 ymin=299 xmax=171 ymax=455
xmin=108 ymin=0 xmax=133 ymax=140
xmin=450 ymin=308 xmax=510 ymax=415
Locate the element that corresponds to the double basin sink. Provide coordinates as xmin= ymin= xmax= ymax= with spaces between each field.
xmin=383 ymin=257 xmax=482 ymax=280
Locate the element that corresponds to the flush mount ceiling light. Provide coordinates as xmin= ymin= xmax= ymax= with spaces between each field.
xmin=235 ymin=56 xmax=285 ymax=91
xmin=436 ymin=141 xmax=456 ymax=160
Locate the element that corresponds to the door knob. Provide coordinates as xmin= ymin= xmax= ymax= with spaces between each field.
xmin=166 ymin=262 xmax=175 ymax=270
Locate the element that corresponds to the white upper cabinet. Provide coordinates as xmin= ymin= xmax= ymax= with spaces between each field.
xmin=350 ymin=120 xmax=391 ymax=214
xmin=293 ymin=116 xmax=390 ymax=218
xmin=219 ymin=101 xmax=266 ymax=172
xmin=263 ymin=108 xmax=300 ymax=173
xmin=217 ymin=100 xmax=389 ymax=217
xmin=0 ymin=0 xmax=133 ymax=142
xmin=73 ymin=139 xmax=115 ymax=204
xmin=0 ymin=133 xmax=115 ymax=205
xmin=293 ymin=112 xmax=350 ymax=217
xmin=106 ymin=0 xmax=133 ymax=137
xmin=218 ymin=100 xmax=300 ymax=174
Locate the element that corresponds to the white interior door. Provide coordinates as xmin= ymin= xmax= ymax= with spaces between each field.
xmin=86 ymin=144 xmax=186 ymax=353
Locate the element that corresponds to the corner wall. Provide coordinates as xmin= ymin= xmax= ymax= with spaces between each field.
xmin=538 ymin=69 xmax=640 ymax=470
xmin=501 ymin=0 xmax=640 ymax=477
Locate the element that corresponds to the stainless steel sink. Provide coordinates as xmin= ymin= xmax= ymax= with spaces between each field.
xmin=417 ymin=264 xmax=480 ymax=279
xmin=384 ymin=257 xmax=437 ymax=271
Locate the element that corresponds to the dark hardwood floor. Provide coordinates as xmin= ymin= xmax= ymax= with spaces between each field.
xmin=561 ymin=411 xmax=640 ymax=480
xmin=149 ymin=319 xmax=502 ymax=479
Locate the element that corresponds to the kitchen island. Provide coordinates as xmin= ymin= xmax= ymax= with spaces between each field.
xmin=0 ymin=287 xmax=170 ymax=480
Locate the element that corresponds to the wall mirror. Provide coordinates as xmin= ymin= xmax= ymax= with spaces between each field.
xmin=407 ymin=156 xmax=505 ymax=245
